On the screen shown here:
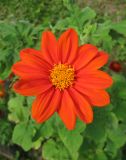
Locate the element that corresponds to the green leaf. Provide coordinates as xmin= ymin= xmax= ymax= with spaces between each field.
xmin=86 ymin=108 xmax=110 ymax=143
xmin=55 ymin=6 xmax=96 ymax=32
xmin=33 ymin=115 xmax=55 ymax=141
xmin=0 ymin=22 xmax=16 ymax=37
xmin=105 ymin=122 xmax=126 ymax=158
xmin=104 ymin=140 xmax=118 ymax=158
xmin=111 ymin=21 xmax=126 ymax=36
xmin=8 ymin=95 xmax=25 ymax=108
xmin=63 ymin=0 xmax=72 ymax=10
xmin=43 ymin=139 xmax=70 ymax=160
xmin=79 ymin=7 xmax=96 ymax=24
xmin=107 ymin=125 xmax=126 ymax=148
xmin=90 ymin=21 xmax=113 ymax=51
xmin=95 ymin=150 xmax=108 ymax=160
xmin=12 ymin=122 xmax=34 ymax=151
xmin=106 ymin=113 xmax=118 ymax=130
xmin=118 ymin=89 xmax=126 ymax=100
xmin=57 ymin=118 xmax=86 ymax=160
xmin=114 ymin=101 xmax=126 ymax=120
xmin=112 ymin=73 xmax=126 ymax=83
xmin=32 ymin=137 xmax=43 ymax=150
xmin=26 ymin=96 xmax=35 ymax=107
xmin=8 ymin=96 xmax=29 ymax=123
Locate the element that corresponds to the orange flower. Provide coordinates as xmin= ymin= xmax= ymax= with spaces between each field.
xmin=0 ymin=79 xmax=5 ymax=98
xmin=0 ymin=79 xmax=4 ymax=84
xmin=12 ymin=29 xmax=113 ymax=130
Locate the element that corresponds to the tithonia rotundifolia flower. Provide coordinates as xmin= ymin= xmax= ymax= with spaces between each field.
xmin=12 ymin=28 xmax=113 ymax=130
xmin=0 ymin=79 xmax=5 ymax=98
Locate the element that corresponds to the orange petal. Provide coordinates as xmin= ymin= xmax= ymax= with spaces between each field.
xmin=73 ymin=44 xmax=98 ymax=70
xmin=32 ymin=88 xmax=54 ymax=119
xmin=76 ymin=70 xmax=113 ymax=89
xmin=74 ymin=84 xmax=110 ymax=107
xmin=58 ymin=28 xmax=78 ymax=64
xmin=20 ymin=48 xmax=52 ymax=68
xmin=41 ymin=31 xmax=58 ymax=64
xmin=0 ymin=79 xmax=4 ymax=84
xmin=32 ymin=88 xmax=61 ymax=123
xmin=68 ymin=88 xmax=93 ymax=124
xmin=58 ymin=90 xmax=76 ymax=130
xmin=84 ymin=51 xmax=109 ymax=70
xmin=12 ymin=61 xmax=49 ymax=80
xmin=13 ymin=79 xmax=52 ymax=96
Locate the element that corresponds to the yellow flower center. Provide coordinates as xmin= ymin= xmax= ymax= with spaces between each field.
xmin=50 ymin=64 xmax=75 ymax=90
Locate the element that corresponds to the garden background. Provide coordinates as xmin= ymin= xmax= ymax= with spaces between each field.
xmin=0 ymin=0 xmax=126 ymax=160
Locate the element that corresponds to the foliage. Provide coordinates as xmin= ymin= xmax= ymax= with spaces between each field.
xmin=0 ymin=0 xmax=126 ymax=159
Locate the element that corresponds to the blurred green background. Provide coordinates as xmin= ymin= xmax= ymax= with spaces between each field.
xmin=0 ymin=0 xmax=126 ymax=160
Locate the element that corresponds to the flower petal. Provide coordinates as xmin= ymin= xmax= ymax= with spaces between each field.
xmin=13 ymin=79 xmax=52 ymax=96
xmin=41 ymin=31 xmax=58 ymax=64
xmin=12 ymin=61 xmax=49 ymax=80
xmin=74 ymin=84 xmax=110 ymax=107
xmin=20 ymin=48 xmax=52 ymax=68
xmin=76 ymin=70 xmax=113 ymax=89
xmin=83 ymin=51 xmax=109 ymax=70
xmin=58 ymin=28 xmax=78 ymax=64
xmin=68 ymin=88 xmax=93 ymax=124
xmin=73 ymin=44 xmax=98 ymax=70
xmin=32 ymin=88 xmax=61 ymax=123
xmin=58 ymin=90 xmax=76 ymax=130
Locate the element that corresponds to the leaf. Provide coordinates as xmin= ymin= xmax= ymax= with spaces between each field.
xmin=86 ymin=108 xmax=110 ymax=143
xmin=0 ymin=22 xmax=16 ymax=37
xmin=8 ymin=96 xmax=29 ymax=123
xmin=110 ymin=73 xmax=126 ymax=101
xmin=33 ymin=115 xmax=55 ymax=141
xmin=26 ymin=96 xmax=35 ymax=107
xmin=105 ymin=121 xmax=126 ymax=158
xmin=107 ymin=124 xmax=126 ymax=148
xmin=57 ymin=117 xmax=86 ymax=160
xmin=112 ymin=73 xmax=126 ymax=83
xmin=63 ymin=0 xmax=72 ymax=10
xmin=114 ymin=101 xmax=126 ymax=120
xmin=55 ymin=6 xmax=96 ymax=32
xmin=104 ymin=140 xmax=118 ymax=158
xmin=106 ymin=112 xmax=118 ymax=130
xmin=12 ymin=122 xmax=34 ymax=151
xmin=111 ymin=21 xmax=126 ymax=36
xmin=43 ymin=139 xmax=70 ymax=160
xmin=32 ymin=137 xmax=43 ymax=150
xmin=79 ymin=7 xmax=96 ymax=24
xmin=95 ymin=150 xmax=108 ymax=160
xmin=8 ymin=95 xmax=25 ymax=108
xmin=90 ymin=21 xmax=113 ymax=51
xmin=118 ymin=89 xmax=126 ymax=100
